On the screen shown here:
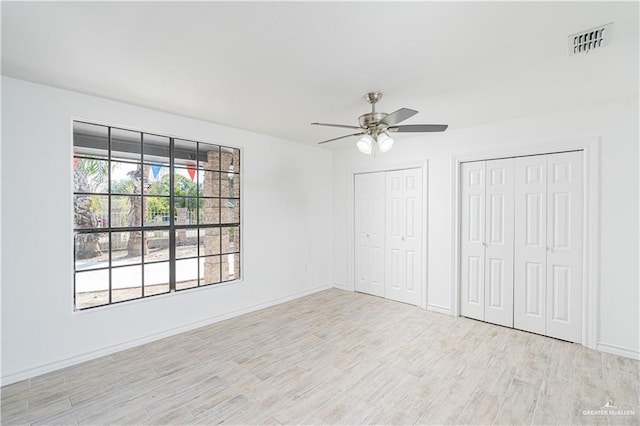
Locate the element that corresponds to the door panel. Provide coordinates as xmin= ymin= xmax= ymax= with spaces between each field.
xmin=370 ymin=173 xmax=386 ymax=295
xmin=546 ymin=151 xmax=582 ymax=343
xmin=467 ymin=256 xmax=482 ymax=304
xmin=551 ymin=265 xmax=570 ymax=321
xmin=488 ymin=258 xmax=504 ymax=308
xmin=385 ymin=168 xmax=422 ymax=305
xmin=525 ymin=261 xmax=543 ymax=316
xmin=391 ymin=198 xmax=401 ymax=236
xmin=460 ymin=162 xmax=486 ymax=320
xmin=354 ymin=173 xmax=385 ymax=297
xmin=355 ymin=176 xmax=371 ymax=294
xmin=552 ymin=193 xmax=571 ymax=249
xmin=390 ymin=248 xmax=401 ymax=290
xmin=468 ymin=194 xmax=482 ymax=243
xmin=406 ymin=197 xmax=416 ymax=238
xmin=489 ymin=194 xmax=504 ymax=244
xmin=406 ymin=250 xmax=416 ymax=291
xmin=385 ymin=171 xmax=404 ymax=302
xmin=514 ymin=155 xmax=547 ymax=335
xmin=525 ymin=193 xmax=543 ymax=246
xmin=402 ymin=168 xmax=422 ymax=306
xmin=356 ymin=244 xmax=369 ymax=291
xmin=484 ymin=158 xmax=514 ymax=327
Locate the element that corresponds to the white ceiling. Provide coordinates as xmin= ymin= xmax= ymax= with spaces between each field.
xmin=2 ymin=1 xmax=638 ymax=147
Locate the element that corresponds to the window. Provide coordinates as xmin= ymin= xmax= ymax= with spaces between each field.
xmin=73 ymin=122 xmax=241 ymax=310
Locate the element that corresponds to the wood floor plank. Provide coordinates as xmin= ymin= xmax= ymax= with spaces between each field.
xmin=1 ymin=289 xmax=638 ymax=425
xmin=493 ymin=377 xmax=539 ymax=425
xmin=454 ymin=391 xmax=500 ymax=425
xmin=7 ymin=395 xmax=72 ymax=425
xmin=530 ymin=378 xmax=572 ymax=425
xmin=144 ymin=406 xmax=195 ymax=425
xmin=0 ymin=398 xmax=29 ymax=420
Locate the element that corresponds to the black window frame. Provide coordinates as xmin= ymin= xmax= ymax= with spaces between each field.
xmin=72 ymin=121 xmax=241 ymax=310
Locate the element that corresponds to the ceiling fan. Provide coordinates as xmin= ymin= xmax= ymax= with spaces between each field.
xmin=312 ymin=92 xmax=448 ymax=155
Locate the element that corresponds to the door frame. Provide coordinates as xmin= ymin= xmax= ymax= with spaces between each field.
xmin=347 ymin=161 xmax=429 ymax=309
xmin=451 ymin=137 xmax=600 ymax=349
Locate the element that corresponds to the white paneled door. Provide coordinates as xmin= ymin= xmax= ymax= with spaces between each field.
xmin=385 ymin=168 xmax=423 ymax=305
xmin=545 ymin=151 xmax=583 ymax=343
xmin=514 ymin=155 xmax=548 ymax=335
xmin=354 ymin=168 xmax=423 ymax=306
xmin=460 ymin=162 xmax=486 ymax=321
xmin=460 ymin=159 xmax=515 ymax=326
xmin=484 ymin=159 xmax=515 ymax=327
xmin=354 ymin=172 xmax=385 ymax=297
xmin=514 ymin=151 xmax=583 ymax=343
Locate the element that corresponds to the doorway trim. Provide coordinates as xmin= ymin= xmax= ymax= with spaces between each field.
xmin=347 ymin=160 xmax=429 ymax=309
xmin=451 ymin=137 xmax=600 ymax=350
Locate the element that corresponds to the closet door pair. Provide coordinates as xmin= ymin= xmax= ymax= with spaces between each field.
xmin=513 ymin=153 xmax=583 ymax=343
xmin=460 ymin=159 xmax=515 ymax=327
xmin=354 ymin=169 xmax=422 ymax=306
xmin=460 ymin=152 xmax=583 ymax=343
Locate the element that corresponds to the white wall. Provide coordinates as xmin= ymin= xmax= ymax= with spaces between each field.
xmin=332 ymin=96 xmax=639 ymax=359
xmin=0 ymin=77 xmax=333 ymax=384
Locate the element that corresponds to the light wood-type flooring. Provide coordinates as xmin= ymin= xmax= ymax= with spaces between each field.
xmin=2 ymin=289 xmax=639 ymax=425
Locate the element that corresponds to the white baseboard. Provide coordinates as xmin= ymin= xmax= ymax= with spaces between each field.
xmin=427 ymin=303 xmax=452 ymax=315
xmin=332 ymin=283 xmax=349 ymax=290
xmin=596 ymin=342 xmax=640 ymax=360
xmin=0 ymin=284 xmax=331 ymax=386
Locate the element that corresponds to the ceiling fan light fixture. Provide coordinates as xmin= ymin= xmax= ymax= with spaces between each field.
xmin=377 ymin=132 xmax=394 ymax=153
xmin=356 ymin=134 xmax=374 ymax=155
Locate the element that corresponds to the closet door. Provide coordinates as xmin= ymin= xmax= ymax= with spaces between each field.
xmin=385 ymin=168 xmax=422 ymax=305
xmin=514 ymin=152 xmax=583 ymax=343
xmin=354 ymin=173 xmax=385 ymax=297
xmin=546 ymin=151 xmax=583 ymax=343
xmin=514 ymin=156 xmax=548 ymax=335
xmin=484 ymin=159 xmax=515 ymax=327
xmin=460 ymin=162 xmax=486 ymax=320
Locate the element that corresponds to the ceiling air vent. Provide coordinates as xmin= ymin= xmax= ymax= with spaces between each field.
xmin=568 ymin=23 xmax=613 ymax=55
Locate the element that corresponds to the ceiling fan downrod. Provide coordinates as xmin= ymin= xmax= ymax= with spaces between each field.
xmin=360 ymin=92 xmax=387 ymax=131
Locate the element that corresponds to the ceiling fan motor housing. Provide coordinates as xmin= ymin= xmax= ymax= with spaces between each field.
xmin=359 ymin=112 xmax=388 ymax=131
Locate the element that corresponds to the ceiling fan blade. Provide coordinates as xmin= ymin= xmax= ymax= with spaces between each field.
xmin=388 ymin=124 xmax=448 ymax=133
xmin=379 ymin=108 xmax=419 ymax=126
xmin=311 ymin=122 xmax=362 ymax=130
xmin=317 ymin=132 xmax=365 ymax=144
